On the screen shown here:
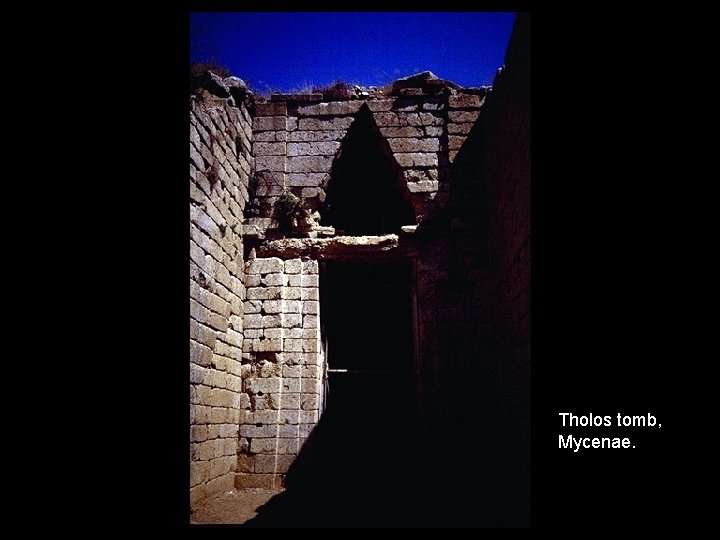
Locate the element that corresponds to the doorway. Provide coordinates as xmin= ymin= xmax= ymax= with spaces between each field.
xmin=316 ymin=259 xmax=418 ymax=483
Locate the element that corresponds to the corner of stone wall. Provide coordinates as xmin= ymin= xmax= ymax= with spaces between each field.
xmin=190 ymin=75 xmax=255 ymax=509
xmin=235 ymin=256 xmax=323 ymax=489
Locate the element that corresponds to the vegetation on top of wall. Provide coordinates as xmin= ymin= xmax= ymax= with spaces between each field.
xmin=313 ymin=81 xmax=353 ymax=102
xmin=274 ymin=191 xmax=302 ymax=230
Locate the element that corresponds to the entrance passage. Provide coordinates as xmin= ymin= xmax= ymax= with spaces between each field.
xmin=314 ymin=259 xmax=417 ymax=484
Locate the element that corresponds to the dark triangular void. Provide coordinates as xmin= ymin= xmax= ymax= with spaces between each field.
xmin=321 ymin=105 xmax=415 ymax=235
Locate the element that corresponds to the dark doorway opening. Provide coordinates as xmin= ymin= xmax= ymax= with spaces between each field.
xmin=317 ymin=259 xmax=418 ymax=483
xmin=321 ymin=105 xmax=416 ymax=235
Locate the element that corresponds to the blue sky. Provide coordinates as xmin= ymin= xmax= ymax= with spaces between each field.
xmin=190 ymin=12 xmax=516 ymax=94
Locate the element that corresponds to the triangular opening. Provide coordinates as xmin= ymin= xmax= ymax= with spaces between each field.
xmin=321 ymin=104 xmax=415 ymax=235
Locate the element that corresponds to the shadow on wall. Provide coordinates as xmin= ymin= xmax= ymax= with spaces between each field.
xmin=241 ymin=379 xmax=529 ymax=528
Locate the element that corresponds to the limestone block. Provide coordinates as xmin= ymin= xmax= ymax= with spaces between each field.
xmin=247 ymin=258 xmax=284 ymax=275
xmin=367 ymin=99 xmax=394 ymax=111
xmin=246 ymin=287 xmax=281 ymax=300
xmin=255 ymin=102 xmax=287 ymax=116
xmin=261 ymin=314 xmax=282 ymax=327
xmin=287 ymin=155 xmax=334 ymax=173
xmin=301 ymin=394 xmax=319 ymax=410
xmin=282 ymin=287 xmax=301 ymax=300
xmin=297 ymin=117 xmax=355 ymax=131
xmin=282 ymin=313 xmax=303 ymax=328
xmin=448 ymin=94 xmax=483 ymax=108
xmin=284 ymin=259 xmax=302 ymax=273
xmin=240 ymin=423 xmax=277 ymax=438
xmin=387 ymin=137 xmax=439 ymax=153
xmin=379 ymin=126 xmax=423 ymax=137
xmin=253 ymin=116 xmax=288 ymax=131
xmin=263 ymin=273 xmax=287 ymax=286
xmin=263 ymin=328 xmax=283 ymax=339
xmin=394 ymin=152 xmax=439 ymax=168
xmin=296 ymin=101 xmax=363 ymax=116
xmin=253 ymin=142 xmax=285 ymax=156
xmin=448 ymin=110 xmax=480 ymax=123
xmin=239 ymin=312 xmax=262 ymax=328
xmin=287 ymin=130 xmax=346 ymax=142
xmin=254 ymin=155 xmax=285 ymax=172
xmin=286 ymin=141 xmax=341 ymax=157
xmin=245 ymin=377 xmax=282 ymax=394
xmin=301 ymin=288 xmax=319 ymax=300
xmin=303 ymin=315 xmax=319 ymax=328
xmin=286 ymin=172 xmax=327 ymax=187
xmin=244 ymin=300 xmax=262 ymax=313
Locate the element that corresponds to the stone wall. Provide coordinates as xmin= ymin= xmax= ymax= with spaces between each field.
xmin=189 ymin=75 xmax=254 ymax=507
xmin=189 ymin=38 xmax=530 ymax=519
xmin=246 ymin=74 xmax=487 ymax=237
xmin=484 ymin=13 xmax=530 ymax=404
xmin=236 ymin=257 xmax=323 ymax=489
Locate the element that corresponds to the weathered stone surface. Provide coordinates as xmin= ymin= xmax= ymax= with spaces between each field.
xmin=262 ymin=301 xmax=283 ymax=314
xmin=287 ymin=130 xmax=346 ymax=142
xmin=284 ymin=259 xmax=302 ymax=274
xmin=252 ymin=337 xmax=283 ymax=352
xmin=394 ymin=152 xmax=439 ymax=168
xmin=247 ymin=258 xmax=284 ymax=274
xmin=255 ymin=102 xmax=287 ymax=116
xmin=246 ymin=288 xmax=280 ymax=302
xmin=287 ymin=141 xmax=341 ymax=157
xmin=254 ymin=454 xmax=296 ymax=473
xmin=243 ymin=313 xmax=262 ymax=329
xmin=303 ymin=315 xmax=319 ymax=328
xmin=407 ymin=180 xmax=440 ymax=193
xmin=286 ymin=172 xmax=328 ymax=187
xmin=243 ymin=300 xmax=262 ymax=313
xmin=261 ymin=314 xmax=282 ymax=327
xmin=246 ymin=377 xmax=282 ymax=394
xmin=419 ymin=112 xmax=443 ymax=126
xmin=379 ymin=126 xmax=423 ymax=138
xmin=253 ymin=142 xmax=285 ymax=156
xmin=283 ymin=314 xmax=302 ymax=328
xmin=366 ymin=99 xmax=395 ymax=112
xmin=202 ymin=71 xmax=230 ymax=97
xmin=254 ymin=156 xmax=286 ymax=174
xmin=373 ymin=112 xmax=416 ymax=127
xmin=301 ymin=275 xmax=319 ymax=288
xmin=262 ymin=273 xmax=287 ymax=286
xmin=296 ymin=101 xmax=363 ymax=117
xmin=422 ymin=100 xmax=445 ymax=111
xmin=253 ymin=116 xmax=288 ymax=131
xmin=301 ymin=394 xmax=319 ymax=410
xmin=448 ymin=122 xmax=474 ymax=135
xmin=403 ymin=168 xmax=438 ymax=183
xmin=448 ymin=93 xmax=484 ymax=109
xmin=271 ymin=92 xmax=323 ymax=103
xmin=190 ymin=341 xmax=213 ymax=367
xmin=287 ymin=155 xmax=334 ymax=173
xmin=282 ymin=287 xmax=301 ymax=300
xmin=298 ymin=117 xmax=355 ymax=131
xmin=256 ymin=234 xmax=399 ymax=259
xmin=254 ymin=130 xmax=288 ymax=142
xmin=301 ymin=288 xmax=319 ymax=300
xmin=301 ymin=259 xmax=318 ymax=273
xmin=387 ymin=137 xmax=439 ymax=153
xmin=448 ymin=110 xmax=480 ymax=123
xmin=450 ymin=134 xmax=471 ymax=151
